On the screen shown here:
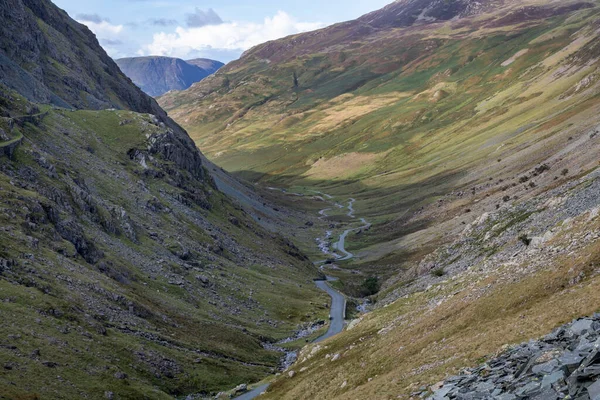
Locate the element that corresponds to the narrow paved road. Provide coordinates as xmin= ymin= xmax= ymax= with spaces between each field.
xmin=331 ymin=218 xmax=372 ymax=261
xmin=234 ymin=191 xmax=363 ymax=399
xmin=347 ymin=198 xmax=356 ymax=217
xmin=234 ymin=384 xmax=270 ymax=400
xmin=234 ymin=277 xmax=346 ymax=399
xmin=332 ymin=229 xmax=354 ymax=260
xmin=315 ymin=195 xmax=371 ymax=263
xmin=313 ymin=276 xmax=346 ymax=342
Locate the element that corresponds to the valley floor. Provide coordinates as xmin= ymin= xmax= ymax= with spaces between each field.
xmin=257 ymin=164 xmax=600 ymax=399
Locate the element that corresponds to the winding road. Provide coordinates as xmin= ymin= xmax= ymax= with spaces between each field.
xmin=235 ymin=192 xmax=367 ymax=399
xmin=314 ymin=276 xmax=346 ymax=343
xmin=323 ymin=198 xmax=372 ymax=262
xmin=234 ymin=384 xmax=271 ymax=400
xmin=233 ymin=276 xmax=346 ymax=399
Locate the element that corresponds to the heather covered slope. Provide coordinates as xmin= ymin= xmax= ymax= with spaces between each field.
xmin=160 ymin=0 xmax=599 ymax=187
xmin=115 ymin=57 xmax=223 ymax=97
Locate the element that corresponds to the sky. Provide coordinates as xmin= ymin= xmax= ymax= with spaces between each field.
xmin=52 ymin=0 xmax=392 ymax=63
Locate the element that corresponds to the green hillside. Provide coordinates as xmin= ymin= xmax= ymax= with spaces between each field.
xmin=0 ymin=0 xmax=326 ymax=398
xmin=158 ymin=1 xmax=600 ymax=398
xmin=0 ymin=83 xmax=328 ymax=399
xmin=161 ymin=0 xmax=600 ymax=274
xmin=3 ymin=0 xmax=600 ymax=398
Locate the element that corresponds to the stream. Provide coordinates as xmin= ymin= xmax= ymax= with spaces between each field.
xmin=234 ymin=192 xmax=369 ymax=399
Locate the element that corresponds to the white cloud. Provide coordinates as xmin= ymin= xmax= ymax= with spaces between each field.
xmin=77 ymin=19 xmax=124 ymax=39
xmin=139 ymin=11 xmax=325 ymax=59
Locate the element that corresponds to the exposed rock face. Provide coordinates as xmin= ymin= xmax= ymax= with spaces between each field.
xmin=144 ymin=117 xmax=207 ymax=180
xmin=0 ymin=0 xmax=207 ymax=177
xmin=429 ymin=316 xmax=600 ymax=400
xmin=116 ymin=57 xmax=223 ymax=97
xmin=0 ymin=0 xmax=157 ymax=113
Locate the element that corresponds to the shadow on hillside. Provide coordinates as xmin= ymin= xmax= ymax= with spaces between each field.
xmin=228 ymin=168 xmax=467 ymax=247
xmin=220 ymin=168 xmax=470 ymax=297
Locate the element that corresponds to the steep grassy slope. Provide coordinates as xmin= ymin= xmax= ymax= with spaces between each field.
xmin=160 ymin=0 xmax=600 ymax=278
xmin=0 ymin=0 xmax=328 ymax=398
xmin=115 ymin=57 xmax=224 ymax=97
xmin=258 ymin=104 xmax=600 ymax=398
xmin=265 ymin=173 xmax=600 ymax=398
xmin=158 ymin=1 xmax=600 ymax=397
xmin=0 ymin=84 xmax=327 ymax=399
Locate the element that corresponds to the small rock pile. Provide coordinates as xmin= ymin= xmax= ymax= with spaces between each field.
xmin=429 ymin=315 xmax=600 ymax=399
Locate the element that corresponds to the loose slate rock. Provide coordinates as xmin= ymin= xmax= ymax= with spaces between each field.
xmin=541 ymin=370 xmax=564 ymax=388
xmin=571 ymin=319 xmax=594 ymax=335
xmin=428 ymin=315 xmax=600 ymax=400
xmin=588 ymin=379 xmax=600 ymax=400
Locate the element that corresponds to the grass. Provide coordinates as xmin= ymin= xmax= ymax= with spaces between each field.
xmin=263 ymin=210 xmax=600 ymax=399
xmin=0 ymin=93 xmax=330 ymax=398
xmin=3 ymin=0 xmax=600 ymax=398
xmin=160 ymin=15 xmax=599 ymax=247
xmin=154 ymin=4 xmax=600 ymax=397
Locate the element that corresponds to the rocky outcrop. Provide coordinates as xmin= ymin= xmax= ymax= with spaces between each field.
xmin=0 ymin=0 xmax=159 ymax=114
xmin=124 ymin=115 xmax=206 ymax=180
xmin=0 ymin=136 xmax=22 ymax=159
xmin=429 ymin=316 xmax=600 ymax=400
xmin=147 ymin=126 xmax=206 ymax=180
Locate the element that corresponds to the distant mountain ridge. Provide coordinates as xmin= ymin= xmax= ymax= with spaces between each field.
xmin=116 ymin=56 xmax=223 ymax=97
xmin=357 ymin=0 xmax=506 ymax=28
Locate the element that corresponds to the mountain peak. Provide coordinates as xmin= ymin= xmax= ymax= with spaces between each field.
xmin=186 ymin=58 xmax=225 ymax=71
